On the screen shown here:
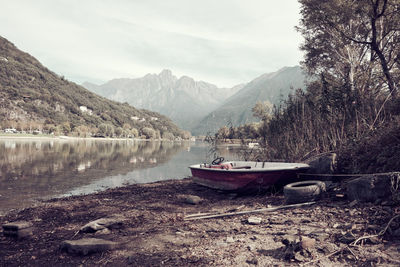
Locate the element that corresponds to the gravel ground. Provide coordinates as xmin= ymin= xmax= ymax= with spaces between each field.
xmin=1 ymin=178 xmax=399 ymax=266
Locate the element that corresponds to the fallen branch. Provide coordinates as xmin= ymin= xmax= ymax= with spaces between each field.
xmin=351 ymin=234 xmax=379 ymax=246
xmin=351 ymin=214 xmax=400 ymax=246
xmin=302 ymin=247 xmax=345 ymax=266
xmin=304 ymin=243 xmax=400 ymax=266
xmin=378 ymin=214 xmax=400 ymax=236
xmin=184 ymin=212 xmax=215 ymax=219
xmin=185 ymin=205 xmax=247 ymax=219
xmin=184 ymin=201 xmax=316 ymax=221
xmin=346 ymin=246 xmax=358 ymax=260
xmin=377 ymin=250 xmax=400 ymax=264
xmin=302 ymin=214 xmax=400 ymax=265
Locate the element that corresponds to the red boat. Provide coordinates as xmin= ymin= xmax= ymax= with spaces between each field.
xmin=189 ymin=158 xmax=310 ymax=191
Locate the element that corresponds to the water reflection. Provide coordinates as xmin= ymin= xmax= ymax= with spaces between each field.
xmin=0 ymin=138 xmax=245 ymax=215
xmin=0 ymin=139 xmax=187 ymax=214
xmin=0 ymin=139 xmax=185 ymax=180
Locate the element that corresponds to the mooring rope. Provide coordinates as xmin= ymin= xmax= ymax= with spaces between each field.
xmin=298 ymin=171 xmax=400 ymax=177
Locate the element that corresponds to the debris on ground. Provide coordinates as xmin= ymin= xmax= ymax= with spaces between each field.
xmin=1 ymin=178 xmax=400 ymax=266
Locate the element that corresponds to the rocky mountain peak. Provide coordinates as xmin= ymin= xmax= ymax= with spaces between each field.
xmin=159 ymin=69 xmax=172 ymax=77
xmin=158 ymin=69 xmax=174 ymax=79
xmin=157 ymin=69 xmax=177 ymax=87
xmin=176 ymin=75 xmax=195 ymax=88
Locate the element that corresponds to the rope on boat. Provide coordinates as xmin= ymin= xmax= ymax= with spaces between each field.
xmin=298 ymin=173 xmax=400 ymax=194
xmin=298 ymin=171 xmax=400 ymax=177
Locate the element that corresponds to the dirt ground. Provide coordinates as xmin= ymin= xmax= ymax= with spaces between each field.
xmin=1 ymin=178 xmax=400 ymax=266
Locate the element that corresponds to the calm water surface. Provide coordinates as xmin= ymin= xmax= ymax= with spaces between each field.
xmin=0 ymin=138 xmax=242 ymax=214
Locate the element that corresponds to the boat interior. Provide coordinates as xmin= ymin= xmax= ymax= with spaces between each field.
xmin=195 ymin=161 xmax=309 ymax=171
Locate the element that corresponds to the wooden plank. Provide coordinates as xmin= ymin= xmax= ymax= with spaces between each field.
xmin=184 ymin=201 xmax=316 ymax=221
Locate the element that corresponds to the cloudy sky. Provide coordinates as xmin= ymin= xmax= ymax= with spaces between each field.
xmin=0 ymin=0 xmax=303 ymax=87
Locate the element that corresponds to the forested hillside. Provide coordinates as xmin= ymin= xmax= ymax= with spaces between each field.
xmin=0 ymin=36 xmax=188 ymax=139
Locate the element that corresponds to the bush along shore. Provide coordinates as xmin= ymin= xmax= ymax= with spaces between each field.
xmin=1 ymin=176 xmax=400 ymax=266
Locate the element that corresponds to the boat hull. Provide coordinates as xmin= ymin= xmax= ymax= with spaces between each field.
xmin=190 ymin=162 xmax=309 ymax=191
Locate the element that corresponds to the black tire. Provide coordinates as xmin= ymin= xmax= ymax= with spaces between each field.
xmin=284 ymin=180 xmax=326 ymax=204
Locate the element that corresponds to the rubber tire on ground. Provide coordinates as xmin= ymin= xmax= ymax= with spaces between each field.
xmin=283 ymin=180 xmax=326 ymax=204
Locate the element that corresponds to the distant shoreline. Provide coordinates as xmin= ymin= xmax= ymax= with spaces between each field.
xmin=0 ymin=134 xmax=191 ymax=142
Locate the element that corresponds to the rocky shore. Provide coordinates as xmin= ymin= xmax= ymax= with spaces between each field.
xmin=1 ymin=178 xmax=400 ymax=266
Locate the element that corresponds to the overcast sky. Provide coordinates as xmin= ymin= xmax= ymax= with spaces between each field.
xmin=0 ymin=0 xmax=303 ymax=87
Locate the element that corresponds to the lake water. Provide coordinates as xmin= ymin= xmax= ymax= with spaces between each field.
xmin=0 ymin=138 xmax=243 ymax=215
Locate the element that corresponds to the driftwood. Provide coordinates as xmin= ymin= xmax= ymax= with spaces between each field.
xmin=184 ymin=201 xmax=316 ymax=221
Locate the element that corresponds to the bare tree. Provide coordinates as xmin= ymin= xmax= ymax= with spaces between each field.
xmin=297 ymin=0 xmax=400 ymax=97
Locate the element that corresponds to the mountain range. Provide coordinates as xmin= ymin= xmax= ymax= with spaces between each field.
xmin=83 ymin=70 xmax=244 ymax=131
xmin=83 ymin=66 xmax=307 ymax=135
xmin=192 ymin=66 xmax=307 ymax=135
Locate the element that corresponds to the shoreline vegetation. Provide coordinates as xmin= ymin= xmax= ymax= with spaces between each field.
xmin=211 ymin=0 xmax=400 ymax=173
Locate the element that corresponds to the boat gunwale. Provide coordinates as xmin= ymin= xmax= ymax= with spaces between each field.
xmin=189 ymin=162 xmax=310 ymax=173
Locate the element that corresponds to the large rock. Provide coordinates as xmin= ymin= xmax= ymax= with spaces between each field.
xmin=60 ymin=238 xmax=118 ymax=255
xmin=346 ymin=174 xmax=394 ymax=202
xmin=305 ymin=153 xmax=337 ymax=174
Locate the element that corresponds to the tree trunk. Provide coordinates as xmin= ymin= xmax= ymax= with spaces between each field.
xmin=374 ymin=43 xmax=397 ymax=98
xmin=370 ymin=0 xmax=397 ymax=98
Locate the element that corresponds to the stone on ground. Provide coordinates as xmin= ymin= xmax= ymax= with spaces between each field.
xmin=60 ymin=238 xmax=118 ymax=255
xmin=2 ymin=221 xmax=33 ymax=238
xmin=80 ymin=215 xmax=126 ymax=233
xmin=346 ymin=174 xmax=394 ymax=202
xmin=182 ymin=195 xmax=202 ymax=205
xmin=247 ymin=216 xmax=262 ymax=225
xmin=300 ymin=236 xmax=316 ymax=250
